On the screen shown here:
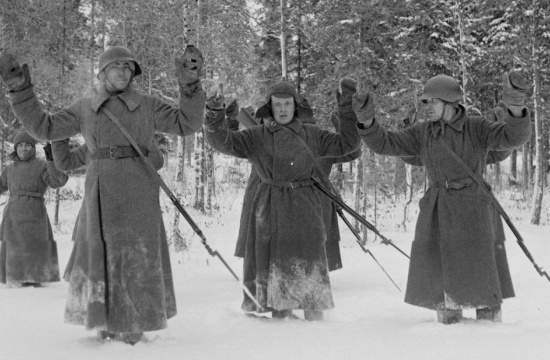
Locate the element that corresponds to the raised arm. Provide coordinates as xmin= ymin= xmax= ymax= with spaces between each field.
xmin=479 ymin=71 xmax=531 ymax=150
xmin=1 ymin=54 xmax=80 ymax=140
xmin=204 ymin=98 xmax=257 ymax=159
xmin=154 ymin=45 xmax=205 ymax=136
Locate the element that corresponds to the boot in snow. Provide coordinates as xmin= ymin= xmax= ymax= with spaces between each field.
xmin=272 ymin=310 xmax=298 ymax=320
xmin=97 ymin=330 xmax=116 ymax=341
xmin=304 ymin=310 xmax=324 ymax=321
xmin=117 ymin=332 xmax=143 ymax=345
xmin=476 ymin=306 xmax=502 ymax=322
xmin=436 ymin=309 xmax=462 ymax=324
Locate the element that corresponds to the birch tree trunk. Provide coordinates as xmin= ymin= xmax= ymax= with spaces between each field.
xmin=54 ymin=0 xmax=68 ymax=226
xmin=530 ymin=0 xmax=544 ymax=224
xmin=353 ymin=153 xmax=364 ymax=243
xmin=193 ymin=0 xmax=206 ymax=212
xmin=280 ymin=0 xmax=287 ymax=79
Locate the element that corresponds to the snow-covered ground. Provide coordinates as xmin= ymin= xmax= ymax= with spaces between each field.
xmin=1 ymin=177 xmax=550 ymax=360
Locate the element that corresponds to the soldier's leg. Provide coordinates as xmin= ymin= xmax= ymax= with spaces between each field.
xmin=476 ymin=305 xmax=502 ymax=322
xmin=304 ymin=310 xmax=324 ymax=321
xmin=436 ymin=309 xmax=462 ymax=324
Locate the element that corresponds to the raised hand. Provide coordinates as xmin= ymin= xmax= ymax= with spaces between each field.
xmin=175 ymin=45 xmax=204 ymax=96
xmin=502 ymin=70 xmax=529 ymax=108
xmin=336 ymin=78 xmax=357 ymax=107
xmin=0 ymin=53 xmax=31 ymax=92
xmin=352 ymin=92 xmax=375 ymax=127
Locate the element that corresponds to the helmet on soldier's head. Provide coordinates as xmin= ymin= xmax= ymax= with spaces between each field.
xmin=420 ymin=74 xmax=462 ymax=104
xmin=98 ymin=46 xmax=142 ymax=76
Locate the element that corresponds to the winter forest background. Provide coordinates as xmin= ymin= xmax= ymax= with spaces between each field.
xmin=1 ymin=1 xmax=550 ymax=359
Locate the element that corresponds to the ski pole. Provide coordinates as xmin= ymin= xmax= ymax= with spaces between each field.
xmin=101 ymin=107 xmax=265 ymax=309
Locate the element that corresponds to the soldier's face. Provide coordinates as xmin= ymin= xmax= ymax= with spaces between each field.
xmin=16 ymin=142 xmax=34 ymax=161
xmin=102 ymin=61 xmax=134 ymax=91
xmin=424 ymin=98 xmax=445 ymax=121
xmin=271 ymin=96 xmax=295 ymax=125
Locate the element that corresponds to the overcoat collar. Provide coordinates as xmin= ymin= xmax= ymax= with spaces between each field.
xmin=429 ymin=105 xmax=466 ymax=137
xmin=90 ymin=86 xmax=141 ymax=113
xmin=265 ymin=117 xmax=305 ymax=134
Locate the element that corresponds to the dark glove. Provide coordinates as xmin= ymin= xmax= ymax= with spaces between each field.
xmin=336 ymin=78 xmax=357 ymax=107
xmin=502 ymin=70 xmax=529 ymax=108
xmin=206 ymin=92 xmax=225 ymax=111
xmin=204 ymin=91 xmax=225 ymax=130
xmin=43 ymin=143 xmax=53 ymax=161
xmin=0 ymin=53 xmax=32 ymax=92
xmin=225 ymin=99 xmax=239 ymax=131
xmin=352 ymin=92 xmax=375 ymax=127
xmin=175 ymin=45 xmax=204 ymax=96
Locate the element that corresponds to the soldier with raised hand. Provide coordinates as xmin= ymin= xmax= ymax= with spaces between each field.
xmin=205 ymin=80 xmax=361 ymax=321
xmin=356 ymin=72 xmax=530 ymax=324
xmin=0 ymin=130 xmax=68 ymax=287
xmin=0 ymin=45 xmax=205 ymax=344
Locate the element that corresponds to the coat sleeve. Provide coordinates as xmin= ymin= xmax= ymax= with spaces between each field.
xmin=147 ymin=141 xmax=165 ymax=171
xmin=359 ymin=120 xmax=422 ymax=156
xmin=483 ymin=105 xmax=512 ymax=164
xmin=41 ymin=161 xmax=69 ymax=188
xmin=152 ymin=90 xmax=205 ymax=136
xmin=316 ymin=109 xmax=360 ymax=157
xmin=204 ymin=109 xmax=257 ymax=158
xmin=476 ymin=107 xmax=531 ymax=151
xmin=7 ymin=87 xmax=81 ymax=141
xmin=52 ymin=140 xmax=88 ymax=171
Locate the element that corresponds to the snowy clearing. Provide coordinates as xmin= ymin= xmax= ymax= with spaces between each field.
xmin=1 ymin=183 xmax=550 ymax=360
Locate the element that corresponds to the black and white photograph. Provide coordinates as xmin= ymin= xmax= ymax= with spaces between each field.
xmin=1 ymin=0 xmax=550 ymax=359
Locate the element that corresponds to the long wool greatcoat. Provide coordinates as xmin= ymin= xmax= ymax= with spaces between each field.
xmin=360 ymin=106 xmax=530 ymax=310
xmin=206 ymin=110 xmax=360 ymax=312
xmin=51 ymin=140 xmax=165 ymax=281
xmin=0 ymin=155 xmax=68 ymax=284
xmin=234 ymin=148 xmax=361 ymax=272
xmin=8 ymin=85 xmax=204 ymax=332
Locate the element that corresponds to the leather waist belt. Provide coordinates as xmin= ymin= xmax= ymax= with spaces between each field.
xmin=91 ymin=145 xmax=148 ymax=160
xmin=431 ymin=177 xmax=474 ymax=190
xmin=260 ymin=178 xmax=314 ymax=189
xmin=10 ymin=191 xmax=44 ymax=199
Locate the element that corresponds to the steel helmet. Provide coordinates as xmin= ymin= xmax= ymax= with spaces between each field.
xmin=98 ymin=46 xmax=142 ymax=76
xmin=420 ymin=74 xmax=462 ymax=103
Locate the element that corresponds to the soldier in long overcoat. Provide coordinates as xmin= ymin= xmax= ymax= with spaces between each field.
xmin=205 ymin=81 xmax=360 ymax=321
xmin=233 ymin=103 xmax=358 ymax=272
xmin=356 ymin=73 xmax=530 ymax=323
xmin=0 ymin=130 xmax=68 ymax=286
xmin=0 ymin=46 xmax=205 ymax=343
xmin=51 ymin=139 xmax=165 ymax=282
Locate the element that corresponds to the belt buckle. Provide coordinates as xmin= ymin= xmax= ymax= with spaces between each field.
xmin=108 ymin=145 xmax=119 ymax=159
